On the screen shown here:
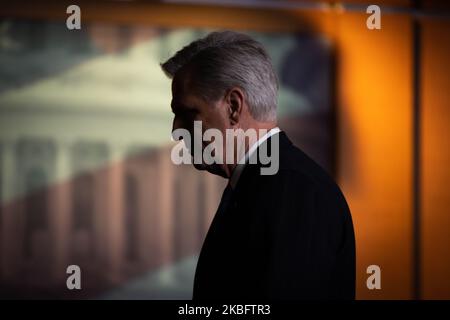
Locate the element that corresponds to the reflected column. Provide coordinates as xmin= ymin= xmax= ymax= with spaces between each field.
xmin=0 ymin=141 xmax=17 ymax=281
xmin=105 ymin=145 xmax=125 ymax=284
xmin=157 ymin=147 xmax=174 ymax=276
xmin=51 ymin=140 xmax=72 ymax=284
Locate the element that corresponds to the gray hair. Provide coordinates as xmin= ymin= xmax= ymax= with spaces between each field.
xmin=161 ymin=31 xmax=278 ymax=122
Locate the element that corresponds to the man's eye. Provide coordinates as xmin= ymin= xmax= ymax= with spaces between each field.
xmin=188 ymin=109 xmax=198 ymax=117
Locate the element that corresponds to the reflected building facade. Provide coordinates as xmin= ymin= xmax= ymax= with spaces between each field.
xmin=0 ymin=134 xmax=225 ymax=297
xmin=0 ymin=20 xmax=332 ymax=298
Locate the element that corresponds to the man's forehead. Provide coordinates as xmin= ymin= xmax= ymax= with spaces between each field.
xmin=171 ymin=72 xmax=199 ymax=107
xmin=172 ymin=64 xmax=191 ymax=87
xmin=171 ymin=79 xmax=187 ymax=102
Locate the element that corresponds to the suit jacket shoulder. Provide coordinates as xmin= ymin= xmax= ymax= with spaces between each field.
xmin=193 ymin=131 xmax=356 ymax=300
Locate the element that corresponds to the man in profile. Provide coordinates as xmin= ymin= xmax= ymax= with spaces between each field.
xmin=161 ymin=31 xmax=355 ymax=300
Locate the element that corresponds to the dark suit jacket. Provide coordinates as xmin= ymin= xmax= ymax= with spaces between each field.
xmin=193 ymin=131 xmax=355 ymax=300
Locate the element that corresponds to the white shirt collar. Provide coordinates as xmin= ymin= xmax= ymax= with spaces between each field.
xmin=229 ymin=127 xmax=281 ymax=189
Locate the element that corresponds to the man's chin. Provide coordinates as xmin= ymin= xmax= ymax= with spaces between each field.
xmin=193 ymin=162 xmax=226 ymax=177
xmin=193 ymin=162 xmax=208 ymax=171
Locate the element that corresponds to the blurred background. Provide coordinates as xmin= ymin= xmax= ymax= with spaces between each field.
xmin=0 ymin=0 xmax=449 ymax=300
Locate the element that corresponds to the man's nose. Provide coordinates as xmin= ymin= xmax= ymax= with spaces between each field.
xmin=171 ymin=117 xmax=183 ymax=141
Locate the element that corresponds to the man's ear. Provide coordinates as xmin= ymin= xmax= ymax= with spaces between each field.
xmin=226 ymin=87 xmax=245 ymax=125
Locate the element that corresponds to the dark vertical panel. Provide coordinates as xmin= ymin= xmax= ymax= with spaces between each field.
xmin=412 ymin=0 xmax=422 ymax=300
xmin=422 ymin=17 xmax=450 ymax=300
